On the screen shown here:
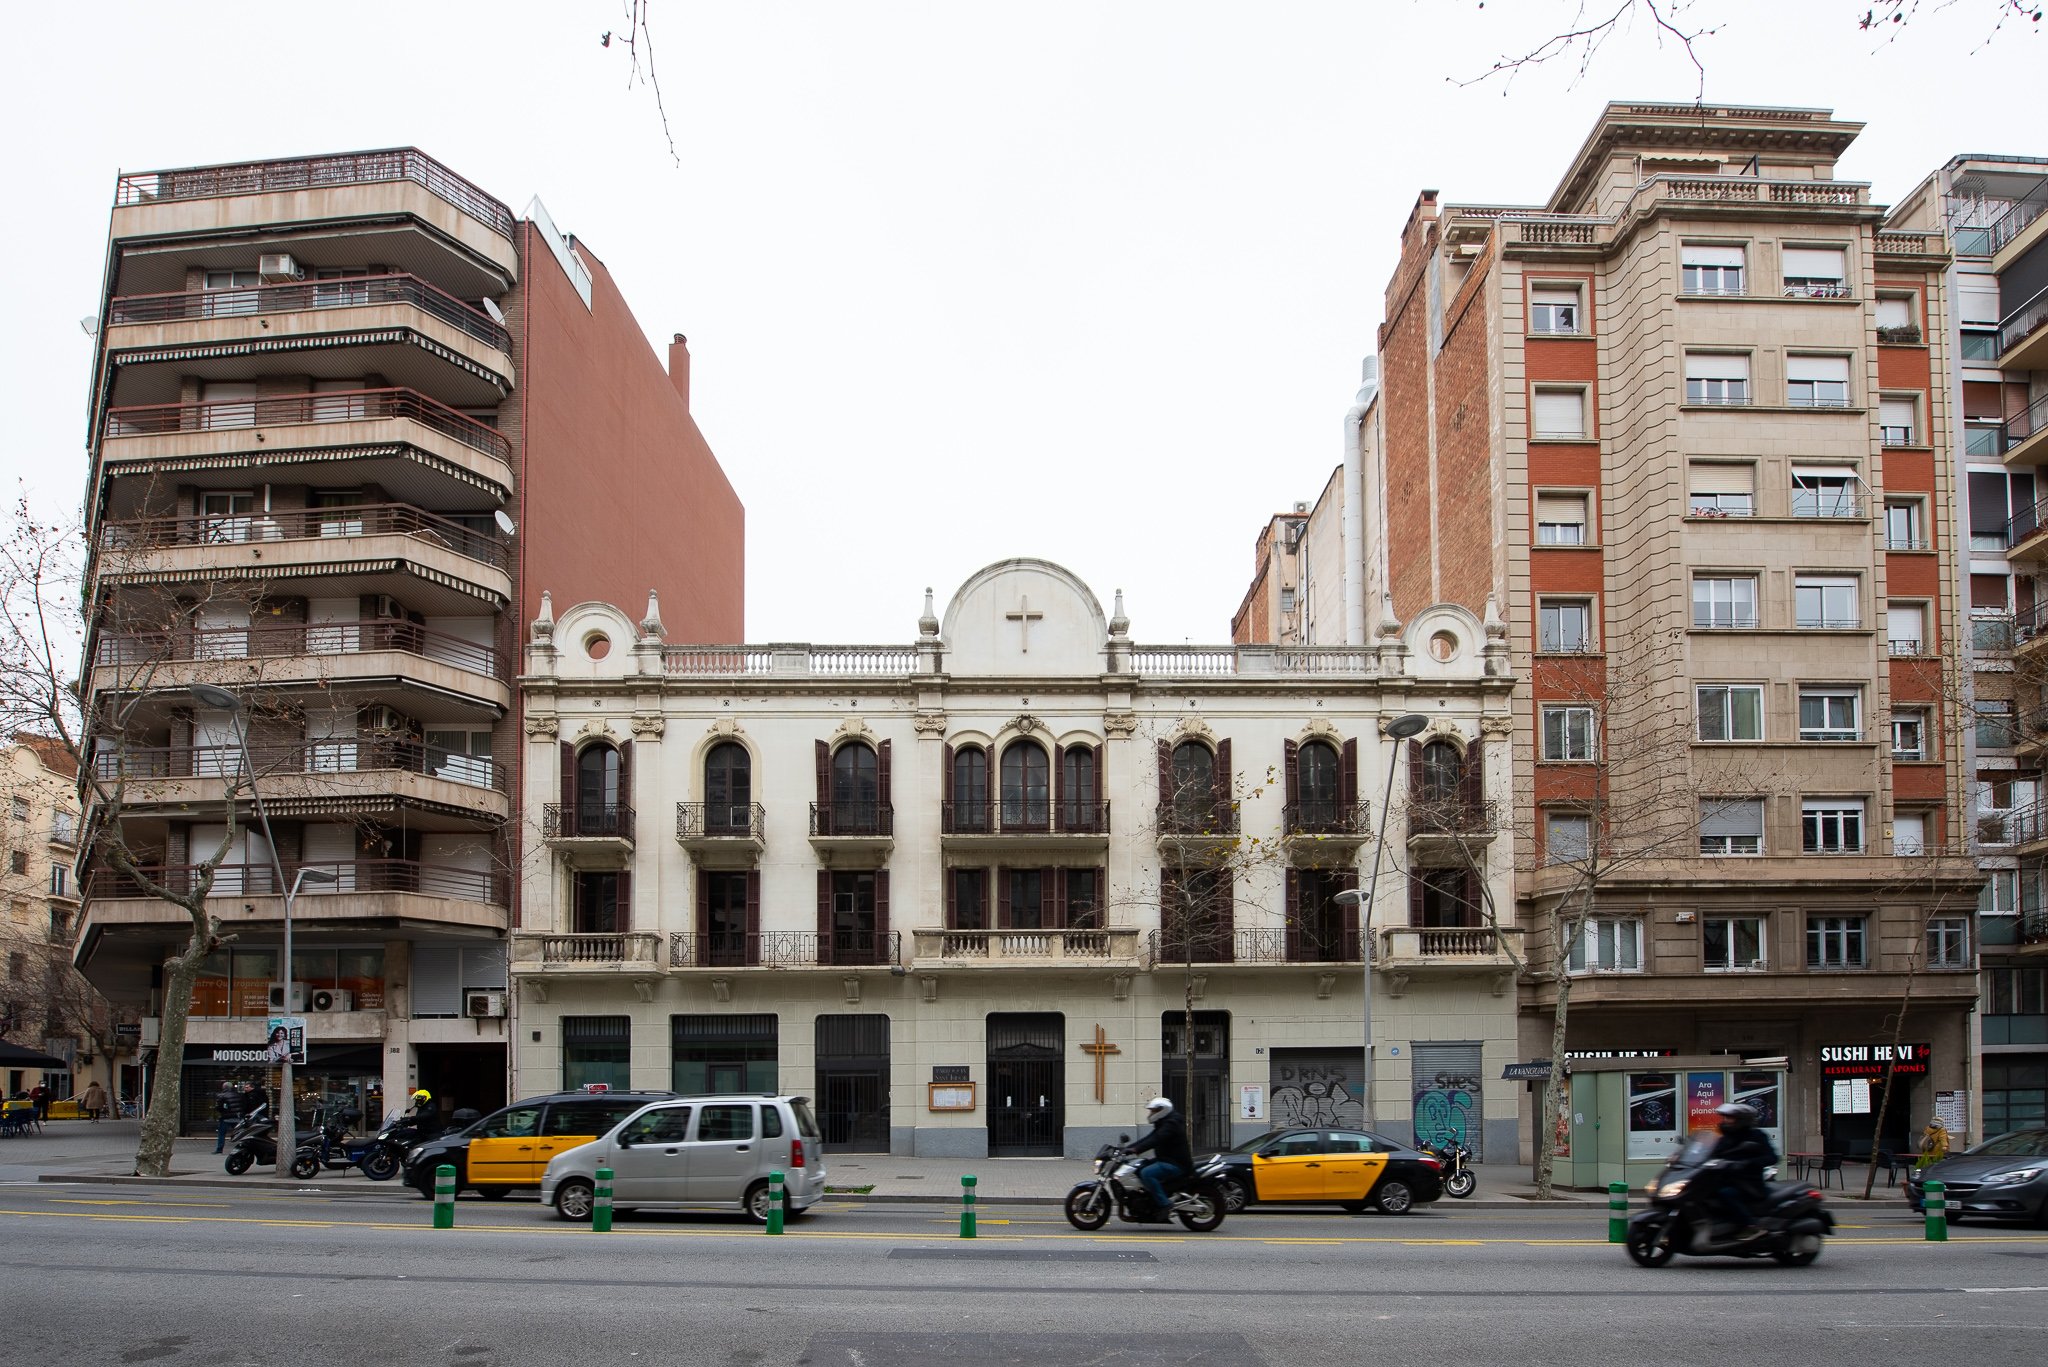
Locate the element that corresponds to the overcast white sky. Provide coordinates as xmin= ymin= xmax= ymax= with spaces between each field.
xmin=1 ymin=2 xmax=2038 ymax=645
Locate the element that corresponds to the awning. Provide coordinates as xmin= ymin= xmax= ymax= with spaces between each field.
xmin=0 ymin=1040 xmax=72 ymax=1069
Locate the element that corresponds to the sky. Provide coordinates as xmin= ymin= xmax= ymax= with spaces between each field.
xmin=1 ymin=1 xmax=2039 ymax=646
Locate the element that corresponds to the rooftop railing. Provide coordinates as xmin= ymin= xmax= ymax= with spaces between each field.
xmin=108 ymin=273 xmax=510 ymax=352
xmin=103 ymin=388 xmax=511 ymax=464
xmin=114 ymin=149 xmax=516 ymax=240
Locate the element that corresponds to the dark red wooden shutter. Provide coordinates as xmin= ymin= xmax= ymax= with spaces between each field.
xmin=945 ymin=870 xmax=959 ymax=930
xmin=745 ymin=870 xmax=761 ymax=965
xmin=1094 ymin=743 xmax=1105 ymax=819
xmin=560 ymin=741 xmax=575 ymax=813
xmin=943 ymin=742 xmax=955 ymax=826
xmin=1460 ymin=740 xmax=1485 ymax=809
xmin=1408 ymin=738 xmax=1426 ymax=802
xmin=874 ymin=870 xmax=890 ymax=961
xmin=617 ymin=740 xmax=633 ymax=812
xmin=1461 ymin=868 xmax=1481 ymax=928
xmin=817 ymin=869 xmax=832 ymax=963
xmin=1214 ymin=739 xmax=1233 ymax=811
xmin=1215 ymin=869 xmax=1235 ymax=961
xmin=996 ymin=866 xmax=1011 ymax=929
xmin=877 ymin=739 xmax=892 ymax=813
xmin=1409 ymin=870 xmax=1425 ymax=925
xmin=615 ymin=869 xmax=632 ymax=933
xmin=1052 ymin=745 xmax=1066 ymax=831
xmin=696 ymin=869 xmax=711 ymax=937
xmin=1157 ymin=740 xmax=1171 ymax=803
xmin=1053 ymin=867 xmax=1068 ymax=930
xmin=814 ymin=739 xmax=831 ymax=831
xmin=1284 ymin=870 xmax=1300 ymax=961
xmin=1340 ymin=737 xmax=1359 ymax=808
xmin=1283 ymin=739 xmax=1299 ymax=811
xmin=1340 ymin=868 xmax=1361 ymax=959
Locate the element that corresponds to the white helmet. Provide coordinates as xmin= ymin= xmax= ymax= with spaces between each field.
xmin=1145 ymin=1096 xmax=1173 ymax=1118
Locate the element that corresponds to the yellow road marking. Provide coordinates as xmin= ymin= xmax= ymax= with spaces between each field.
xmin=55 ymin=1200 xmax=234 ymax=1209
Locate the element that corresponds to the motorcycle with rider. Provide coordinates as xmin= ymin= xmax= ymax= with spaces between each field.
xmin=1064 ymin=1097 xmax=1228 ymax=1232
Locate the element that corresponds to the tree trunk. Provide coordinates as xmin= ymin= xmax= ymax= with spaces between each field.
xmin=1182 ymin=969 xmax=1196 ymax=1139
xmin=1533 ymin=893 xmax=1589 ymax=1201
xmin=133 ymin=927 xmax=208 ymax=1176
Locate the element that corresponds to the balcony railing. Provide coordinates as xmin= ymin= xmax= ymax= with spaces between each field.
xmin=94 ymin=621 xmax=502 ymax=681
xmin=940 ymin=799 xmax=1111 ymax=835
xmin=115 ymin=149 xmax=516 ymax=240
xmin=1283 ymin=801 xmax=1372 ymax=837
xmin=1156 ymin=799 xmax=1240 ymax=837
xmin=108 ymin=273 xmax=510 ymax=352
xmin=2002 ymin=283 xmax=2048 ymax=359
xmin=2007 ymin=801 xmax=2048 ymax=848
xmin=675 ymin=802 xmax=765 ymax=841
xmin=103 ymin=388 xmax=512 ymax=464
xmin=669 ymin=930 xmax=898 ymax=968
xmin=1976 ymin=613 xmax=2018 ymax=653
xmin=1876 ymin=326 xmax=1923 ymax=345
xmin=809 ymin=803 xmax=893 ymax=837
xmin=1227 ymin=927 xmax=1362 ymax=963
xmin=1380 ymin=926 xmax=1520 ymax=964
xmin=85 ymin=858 xmax=507 ymax=906
xmin=544 ymin=804 xmax=635 ymax=840
xmin=91 ymin=739 xmax=506 ymax=791
xmin=2006 ymin=495 xmax=2048 ymax=553
xmin=1408 ymin=800 xmax=1500 ymax=836
xmin=1791 ymin=491 xmax=1867 ymax=519
xmin=522 ymin=932 xmax=662 ymax=967
xmin=2006 ymin=391 xmax=2048 ymax=453
xmin=1147 ymin=929 xmax=1240 ymax=965
xmin=99 ymin=500 xmax=507 ymax=571
xmin=1886 ymin=639 xmax=1923 ymax=657
xmin=912 ymin=927 xmax=1140 ymax=964
xmin=1782 ymin=280 xmax=1852 ymax=299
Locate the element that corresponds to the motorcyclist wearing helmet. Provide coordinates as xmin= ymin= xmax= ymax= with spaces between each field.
xmin=1706 ymin=1101 xmax=1776 ymax=1239
xmin=1127 ymin=1096 xmax=1195 ymax=1221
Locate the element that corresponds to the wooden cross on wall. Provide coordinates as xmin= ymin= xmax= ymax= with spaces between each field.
xmin=1081 ymin=1024 xmax=1121 ymax=1103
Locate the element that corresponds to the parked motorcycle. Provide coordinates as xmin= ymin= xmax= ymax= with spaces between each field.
xmin=357 ymin=1109 xmax=440 ymax=1182
xmin=1064 ymin=1139 xmax=1227 ymax=1232
xmin=222 ymin=1105 xmax=275 ymax=1175
xmin=1422 ymin=1139 xmax=1477 ymax=1199
xmin=288 ymin=1108 xmax=379 ymax=1181
xmin=1625 ymin=1135 xmax=1834 ymax=1267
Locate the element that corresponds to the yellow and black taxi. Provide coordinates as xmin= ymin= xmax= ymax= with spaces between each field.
xmin=1197 ymin=1127 xmax=1444 ymax=1214
xmin=401 ymin=1089 xmax=673 ymax=1198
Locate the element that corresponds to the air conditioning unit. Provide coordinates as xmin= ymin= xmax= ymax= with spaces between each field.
xmin=268 ymin=982 xmax=308 ymax=1012
xmin=360 ymin=705 xmax=405 ymax=736
xmin=307 ymin=988 xmax=351 ymax=1013
xmin=370 ymin=594 xmax=405 ymax=620
xmin=465 ymin=991 xmax=506 ymax=1019
xmin=258 ymin=253 xmax=304 ymax=283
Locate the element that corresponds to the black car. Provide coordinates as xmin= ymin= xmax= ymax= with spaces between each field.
xmin=1197 ymin=1127 xmax=1445 ymax=1215
xmin=400 ymin=1090 xmax=675 ymax=1198
xmin=1904 ymin=1128 xmax=2048 ymax=1225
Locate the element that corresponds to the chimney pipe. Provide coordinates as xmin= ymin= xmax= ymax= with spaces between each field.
xmin=668 ymin=333 xmax=691 ymax=411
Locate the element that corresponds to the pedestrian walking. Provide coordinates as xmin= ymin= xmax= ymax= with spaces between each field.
xmin=213 ymin=1080 xmax=241 ymax=1152
xmin=1916 ymin=1118 xmax=1951 ymax=1170
xmin=30 ymin=1083 xmax=49 ymax=1123
xmin=81 ymin=1079 xmax=109 ymax=1123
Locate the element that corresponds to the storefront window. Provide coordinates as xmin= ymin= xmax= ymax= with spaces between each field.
xmin=336 ymin=949 xmax=385 ymax=1010
xmin=190 ymin=952 xmax=230 ymax=1017
xmin=181 ymin=946 xmax=386 ymax=1017
xmin=563 ymin=1016 xmax=632 ymax=1090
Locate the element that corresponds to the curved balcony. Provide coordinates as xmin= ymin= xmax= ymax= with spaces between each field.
xmin=808 ymin=802 xmax=894 ymax=861
xmin=99 ymin=389 xmax=513 ymax=511
xmin=96 ymin=501 xmax=511 ymax=611
xmin=104 ymin=274 xmax=512 ymax=408
xmin=1375 ymin=926 xmax=1523 ymax=984
xmin=543 ymin=803 xmax=635 ymax=870
xmin=113 ymin=150 xmax=518 ymax=287
xmin=91 ymin=621 xmax=508 ymax=716
xmin=1407 ymin=800 xmax=1501 ymax=863
xmin=79 ymin=859 xmax=509 ymax=943
xmin=90 ymin=739 xmax=508 ymax=825
xmin=676 ymin=802 xmax=765 ymax=868
xmin=911 ymin=926 xmax=1142 ymax=969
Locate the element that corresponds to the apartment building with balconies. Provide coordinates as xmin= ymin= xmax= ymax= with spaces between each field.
xmin=73 ymin=149 xmax=743 ymax=1132
xmin=511 ymin=559 xmax=1520 ymax=1159
xmin=1329 ymin=104 xmax=1984 ymax=1165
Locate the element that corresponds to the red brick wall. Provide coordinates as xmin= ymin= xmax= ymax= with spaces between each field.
xmin=517 ymin=228 xmax=745 ymax=641
xmin=1381 ymin=245 xmax=1436 ymax=617
xmin=1433 ymin=258 xmax=1495 ymax=614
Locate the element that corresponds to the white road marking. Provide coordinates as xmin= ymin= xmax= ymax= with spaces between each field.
xmin=1961 ymin=1286 xmax=2048 ymax=1294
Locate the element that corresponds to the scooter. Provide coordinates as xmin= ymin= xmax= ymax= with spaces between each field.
xmin=222 ymin=1105 xmax=275 ymax=1175
xmin=1625 ymin=1135 xmax=1834 ymax=1267
xmin=357 ymin=1109 xmax=441 ymax=1182
xmin=1063 ymin=1138 xmax=1227 ymax=1232
xmin=1422 ymin=1139 xmax=1477 ymax=1198
xmin=288 ymin=1108 xmax=379 ymax=1180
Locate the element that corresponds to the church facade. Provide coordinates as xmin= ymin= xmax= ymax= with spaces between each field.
xmin=511 ymin=559 xmax=1522 ymax=1160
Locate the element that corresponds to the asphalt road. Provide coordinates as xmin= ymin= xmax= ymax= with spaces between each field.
xmin=4 ymin=1183 xmax=2045 ymax=1366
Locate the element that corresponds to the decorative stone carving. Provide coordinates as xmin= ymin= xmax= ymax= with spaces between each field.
xmin=918 ymin=587 xmax=940 ymax=638
xmin=531 ymin=590 xmax=556 ymax=645
xmin=1296 ymin=717 xmax=1341 ymax=743
xmin=1110 ymin=972 xmax=1134 ymax=1002
xmin=1385 ymin=972 xmax=1411 ymax=998
xmin=631 ymin=713 xmax=666 ymax=738
xmin=1316 ymin=973 xmax=1337 ymax=1000
xmin=1103 ymin=710 xmax=1138 ymax=738
xmin=640 ymin=590 xmax=666 ymax=642
xmin=574 ymin=719 xmax=620 ymax=744
xmin=1170 ymin=716 xmax=1218 ymax=746
xmin=711 ymin=717 xmax=746 ymax=738
xmin=834 ymin=716 xmax=878 ymax=744
xmin=1479 ymin=714 xmax=1514 ymax=740
xmin=843 ymin=976 xmax=862 ymax=1004
xmin=524 ymin=713 xmax=559 ymax=739
xmin=632 ymin=980 xmax=655 ymax=1004
xmin=1012 ymin=713 xmax=1040 ymax=735
xmin=1491 ymin=971 xmax=1514 ymax=998
xmin=919 ymin=974 xmax=939 ymax=1004
xmin=525 ymin=980 xmax=549 ymax=1004
xmin=1187 ymin=974 xmax=1209 ymax=1002
xmin=710 ymin=978 xmax=732 ymax=1003
xmin=1410 ymin=717 xmax=1466 ymax=749
xmin=913 ymin=711 xmax=948 ymax=737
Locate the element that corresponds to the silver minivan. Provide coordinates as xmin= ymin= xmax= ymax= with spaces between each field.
xmin=541 ymin=1094 xmax=828 ymax=1224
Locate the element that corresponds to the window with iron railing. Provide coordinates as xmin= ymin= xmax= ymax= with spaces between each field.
xmin=1693 ymin=576 xmax=1759 ymax=629
xmin=1791 ymin=469 xmax=1862 ymax=518
xmin=1798 ymin=689 xmax=1862 ymax=742
xmin=1794 ymin=576 xmax=1859 ymax=629
xmin=1802 ymin=801 xmax=1866 ymax=855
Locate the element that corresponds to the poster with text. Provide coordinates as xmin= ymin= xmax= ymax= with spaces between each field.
xmin=1686 ymin=1072 xmax=1726 ymax=1133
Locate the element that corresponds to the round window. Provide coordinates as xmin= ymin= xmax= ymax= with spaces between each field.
xmin=1428 ymin=630 xmax=1459 ymax=662
xmin=584 ymin=632 xmax=611 ymax=661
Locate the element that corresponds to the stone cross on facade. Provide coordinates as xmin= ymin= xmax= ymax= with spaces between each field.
xmin=1005 ymin=595 xmax=1044 ymax=652
xmin=1081 ymin=1023 xmax=1121 ymax=1103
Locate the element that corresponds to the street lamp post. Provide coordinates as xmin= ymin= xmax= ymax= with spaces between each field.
xmin=187 ymin=684 xmax=333 ymax=1169
xmin=1336 ymin=712 xmax=1431 ymax=1134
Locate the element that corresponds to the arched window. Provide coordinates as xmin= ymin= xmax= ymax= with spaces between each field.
xmin=575 ymin=742 xmax=621 ymax=835
xmin=1168 ymin=741 xmax=1215 ymax=828
xmin=1298 ymin=740 xmax=1341 ymax=829
xmin=1060 ymin=744 xmax=1098 ymax=832
xmin=951 ymin=745 xmax=989 ymax=833
xmin=832 ymin=741 xmax=879 ymax=834
xmin=704 ymin=742 xmax=751 ymax=834
xmin=1001 ymin=740 xmax=1050 ymax=830
xmin=1418 ymin=740 xmax=1464 ymax=807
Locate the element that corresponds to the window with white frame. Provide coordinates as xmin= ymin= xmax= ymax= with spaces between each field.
xmin=1806 ymin=915 xmax=1868 ymax=968
xmin=1798 ymin=688 xmax=1862 ymax=741
xmin=1879 ymin=398 xmax=1917 ymax=446
xmin=1886 ymin=602 xmax=1926 ymax=657
xmin=1925 ymin=917 xmax=1970 ymax=969
xmin=1538 ymin=599 xmax=1595 ymax=652
xmin=1704 ymin=915 xmax=1767 ymax=971
xmin=1685 ymin=352 xmax=1750 ymax=405
xmin=1688 ymin=462 xmax=1755 ymax=517
xmin=1891 ymin=710 xmax=1927 ymax=761
xmin=1693 ymin=575 xmax=1760 ymax=628
xmin=1567 ymin=917 xmax=1644 ymax=974
xmin=1541 ymin=705 xmax=1598 ymax=761
xmin=1697 ymin=684 xmax=1764 ymax=742
xmin=1794 ymin=575 xmax=1859 ymax=629
xmin=1876 ymin=295 xmax=1917 ymax=340
xmin=1279 ymin=586 xmax=1296 ymax=615
xmin=1801 ymin=799 xmax=1866 ymax=854
xmin=1787 ymin=355 xmax=1852 ymax=408
xmin=1532 ymin=388 xmax=1587 ymax=439
xmin=1544 ymin=810 xmax=1591 ymax=865
xmin=1979 ymin=776 xmax=2037 ymax=847
xmin=1530 ymin=284 xmax=1582 ymax=335
xmin=1981 ymin=867 xmax=2019 ymax=916
xmin=1700 ymin=798 xmax=1764 ymax=856
xmin=9 ymin=797 xmax=26 ymax=822
xmin=1893 ymin=811 xmax=1928 ymax=856
xmin=1535 ymin=492 xmax=1589 ymax=545
xmin=1782 ymin=246 xmax=1849 ymax=298
xmin=49 ymin=864 xmax=67 ymax=898
xmin=1884 ymin=498 xmax=1924 ymax=549
xmin=1682 ymin=243 xmax=1745 ymax=295
xmin=1791 ymin=466 xmax=1862 ymax=518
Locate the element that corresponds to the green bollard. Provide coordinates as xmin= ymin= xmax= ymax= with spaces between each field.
xmin=1607 ymin=1181 xmax=1629 ymax=1243
xmin=766 ymin=1169 xmax=785 ymax=1235
xmin=1924 ymin=1179 xmax=1947 ymax=1242
xmin=593 ymin=1165 xmax=614 ymax=1233
xmin=961 ymin=1173 xmax=978 ymax=1238
xmin=433 ymin=1164 xmax=456 ymax=1230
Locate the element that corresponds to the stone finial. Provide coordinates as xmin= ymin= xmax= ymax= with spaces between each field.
xmin=919 ymin=587 xmax=940 ymax=637
xmin=1377 ymin=592 xmax=1402 ymax=640
xmin=641 ymin=590 xmax=666 ymax=641
xmin=1482 ymin=593 xmax=1508 ymax=640
xmin=1108 ymin=589 xmax=1129 ymax=637
xmin=531 ymin=591 xmax=555 ymax=644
